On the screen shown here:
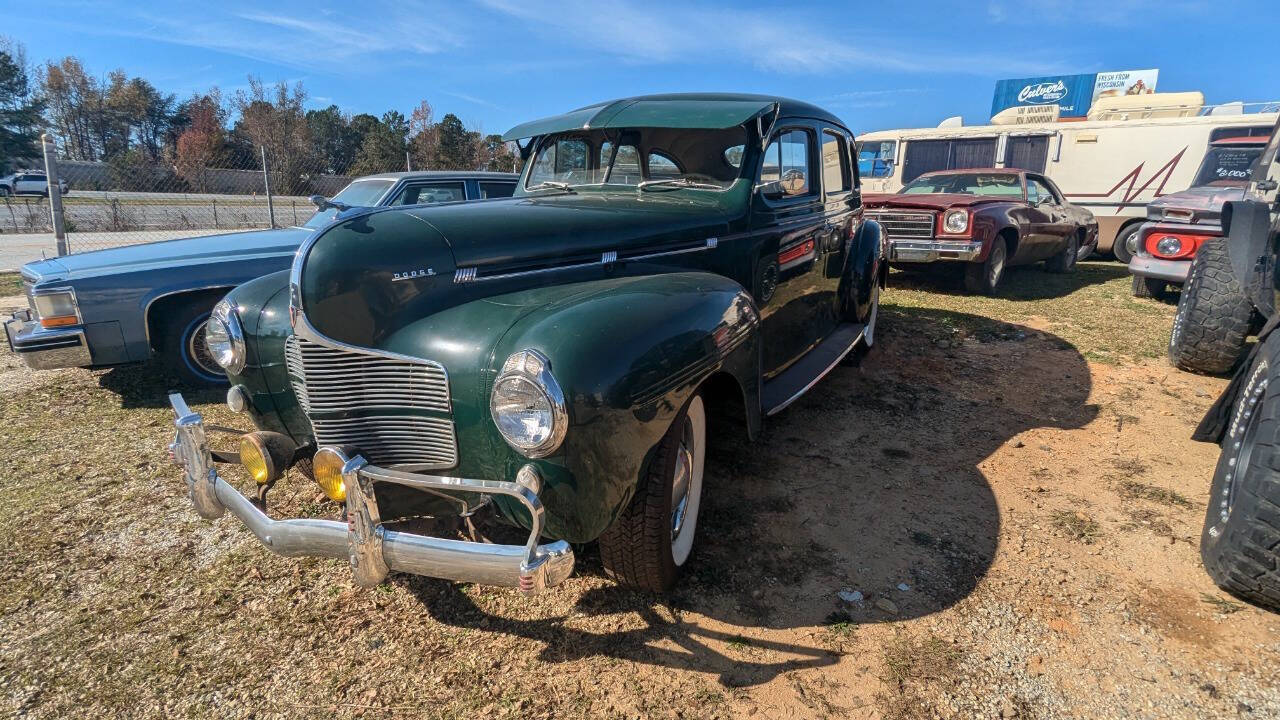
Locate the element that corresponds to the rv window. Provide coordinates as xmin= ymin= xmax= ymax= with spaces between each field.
xmin=1209 ymin=126 xmax=1274 ymax=142
xmin=1004 ymin=136 xmax=1050 ymax=172
xmin=857 ymin=140 xmax=896 ymax=178
xmin=901 ymin=138 xmax=998 ymax=183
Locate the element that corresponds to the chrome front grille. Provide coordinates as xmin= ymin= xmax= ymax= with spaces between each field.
xmin=867 ymin=211 xmax=936 ymax=239
xmin=284 ymin=335 xmax=457 ymax=469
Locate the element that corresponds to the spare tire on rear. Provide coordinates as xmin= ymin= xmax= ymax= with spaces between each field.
xmin=1169 ymin=239 xmax=1255 ymax=375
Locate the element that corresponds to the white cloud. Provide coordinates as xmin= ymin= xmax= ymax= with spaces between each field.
xmin=475 ymin=0 xmax=1075 ymax=77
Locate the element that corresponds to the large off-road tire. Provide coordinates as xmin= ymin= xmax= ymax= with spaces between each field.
xmin=1113 ymin=223 xmax=1141 ymax=264
xmin=963 ymin=237 xmax=1007 ymax=295
xmin=599 ymin=393 xmax=707 ymax=592
xmin=1168 ymin=240 xmax=1254 ymax=375
xmin=159 ymin=300 xmax=229 ymax=387
xmin=1044 ymin=232 xmax=1079 ymax=274
xmin=1200 ymin=331 xmax=1280 ymax=611
xmin=1131 ymin=274 xmax=1168 ymax=300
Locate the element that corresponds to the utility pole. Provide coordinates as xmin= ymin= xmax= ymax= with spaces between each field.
xmin=41 ymin=134 xmax=68 ymax=256
xmin=260 ymin=145 xmax=276 ymax=229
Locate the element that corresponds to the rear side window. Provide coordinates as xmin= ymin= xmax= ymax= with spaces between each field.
xmin=478 ymin=182 xmax=516 ymax=199
xmin=822 ymin=130 xmax=851 ymax=193
xmin=395 ymin=182 xmax=465 ymax=205
xmin=761 ymin=129 xmax=813 ymax=197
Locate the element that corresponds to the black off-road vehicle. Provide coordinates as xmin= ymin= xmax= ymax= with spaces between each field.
xmin=1192 ymin=115 xmax=1280 ymax=612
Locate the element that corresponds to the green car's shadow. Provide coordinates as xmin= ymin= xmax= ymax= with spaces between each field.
xmin=407 ymin=306 xmax=1098 ymax=687
xmin=892 ymin=259 xmax=1128 ymax=301
xmin=94 ymin=362 xmax=225 ymax=409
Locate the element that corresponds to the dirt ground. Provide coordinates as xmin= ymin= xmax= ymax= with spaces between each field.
xmin=1 ymin=262 xmax=1278 ymax=719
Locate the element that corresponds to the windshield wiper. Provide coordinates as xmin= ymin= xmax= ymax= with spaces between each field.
xmin=637 ymin=178 xmax=723 ymax=191
xmin=526 ymin=181 xmax=575 ymax=193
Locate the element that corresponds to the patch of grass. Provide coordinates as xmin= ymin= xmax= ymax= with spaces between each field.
xmin=0 ymin=272 xmax=21 ymax=292
xmin=1200 ymin=592 xmax=1245 ymax=615
xmin=1111 ymin=457 xmax=1149 ymax=477
xmin=877 ymin=631 xmax=964 ymax=720
xmin=824 ymin=611 xmax=856 ymax=637
xmin=1051 ymin=510 xmax=1102 ymax=544
xmin=886 ymin=261 xmax=1174 ymax=362
xmin=1117 ymin=480 xmax=1192 ymax=508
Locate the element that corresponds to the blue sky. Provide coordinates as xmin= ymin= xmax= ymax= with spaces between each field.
xmin=6 ymin=0 xmax=1279 ymax=135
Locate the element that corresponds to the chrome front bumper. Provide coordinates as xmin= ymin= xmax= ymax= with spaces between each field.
xmin=1128 ymin=254 xmax=1190 ymax=284
xmin=4 ymin=309 xmax=92 ymax=369
xmin=167 ymin=393 xmax=575 ymax=593
xmin=889 ymin=239 xmax=984 ymax=263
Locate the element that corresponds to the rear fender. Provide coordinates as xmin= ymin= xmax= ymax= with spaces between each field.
xmin=1223 ymin=199 xmax=1275 ymax=315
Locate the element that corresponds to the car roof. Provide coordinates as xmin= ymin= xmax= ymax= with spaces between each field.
xmin=503 ymin=92 xmax=845 ymax=140
xmin=917 ymin=168 xmax=1025 ymax=177
xmin=1210 ymin=136 xmax=1270 ymax=145
xmin=354 ymin=171 xmax=519 ymax=181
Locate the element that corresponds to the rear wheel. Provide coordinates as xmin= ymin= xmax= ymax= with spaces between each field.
xmin=1168 ymin=239 xmax=1254 ymax=374
xmin=1113 ymin=224 xmax=1141 ymax=264
xmin=964 ymin=237 xmax=1007 ymax=295
xmin=159 ymin=301 xmax=228 ymax=387
xmin=599 ymin=393 xmax=706 ymax=592
xmin=1045 ymin=233 xmax=1079 ymax=274
xmin=1200 ymin=332 xmax=1280 ymax=611
xmin=0 ymin=187 xmax=10 ymax=197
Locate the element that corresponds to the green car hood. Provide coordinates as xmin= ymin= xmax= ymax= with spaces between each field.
xmin=299 ymin=186 xmax=748 ymax=347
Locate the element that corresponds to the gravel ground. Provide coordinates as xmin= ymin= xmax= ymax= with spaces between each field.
xmin=0 ymin=261 xmax=1277 ymax=719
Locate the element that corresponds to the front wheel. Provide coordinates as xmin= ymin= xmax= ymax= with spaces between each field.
xmin=964 ymin=238 xmax=1006 ymax=295
xmin=1168 ymin=240 xmax=1254 ymax=375
xmin=0 ymin=187 xmax=10 ymax=197
xmin=1201 ymin=332 xmax=1280 ymax=611
xmin=599 ymin=393 xmax=707 ymax=592
xmin=159 ymin=301 xmax=229 ymax=387
xmin=1113 ymin=224 xmax=1141 ymax=264
xmin=1131 ymin=274 xmax=1168 ymax=300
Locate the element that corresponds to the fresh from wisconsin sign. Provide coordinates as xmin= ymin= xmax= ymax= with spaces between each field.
xmin=990 ymin=70 xmax=1159 ymax=120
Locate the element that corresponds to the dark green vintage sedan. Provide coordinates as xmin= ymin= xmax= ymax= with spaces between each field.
xmin=167 ymin=93 xmax=886 ymax=594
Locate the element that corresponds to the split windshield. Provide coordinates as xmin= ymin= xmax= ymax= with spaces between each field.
xmin=525 ymin=127 xmax=749 ymax=191
xmin=900 ymin=172 xmax=1023 ymax=197
xmin=1192 ymin=145 xmax=1265 ymax=187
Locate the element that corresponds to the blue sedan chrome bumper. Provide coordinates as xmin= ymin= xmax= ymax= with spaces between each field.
xmin=166 ymin=393 xmax=575 ymax=593
xmin=4 ymin=310 xmax=92 ymax=369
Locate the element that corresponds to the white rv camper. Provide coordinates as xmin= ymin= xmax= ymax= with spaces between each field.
xmin=857 ymin=95 xmax=1277 ymax=261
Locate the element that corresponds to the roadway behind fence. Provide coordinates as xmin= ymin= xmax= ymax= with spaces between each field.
xmin=1 ymin=135 xmax=368 ymax=266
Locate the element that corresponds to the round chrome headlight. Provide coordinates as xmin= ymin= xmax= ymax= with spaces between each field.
xmin=490 ymin=349 xmax=567 ymax=458
xmin=943 ymin=209 xmax=969 ymax=234
xmin=206 ymin=299 xmax=246 ymax=373
xmin=1155 ymin=235 xmax=1183 ymax=257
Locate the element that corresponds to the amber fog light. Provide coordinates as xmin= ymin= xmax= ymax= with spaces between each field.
xmin=312 ymin=446 xmax=350 ymax=502
xmin=238 ymin=431 xmax=296 ymax=486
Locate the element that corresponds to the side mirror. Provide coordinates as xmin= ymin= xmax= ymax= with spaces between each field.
xmin=309 ymin=194 xmax=327 ymax=209
xmin=780 ymin=169 xmax=807 ymax=196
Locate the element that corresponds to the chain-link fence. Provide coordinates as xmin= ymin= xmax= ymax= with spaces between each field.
xmin=1 ymin=136 xmax=380 ymax=269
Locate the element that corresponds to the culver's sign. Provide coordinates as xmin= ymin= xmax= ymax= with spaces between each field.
xmin=1017 ymin=80 xmax=1069 ymax=105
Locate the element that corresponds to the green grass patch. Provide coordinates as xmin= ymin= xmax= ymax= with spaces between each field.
xmin=886 ymin=261 xmax=1175 ymax=363
xmin=1117 ymin=480 xmax=1193 ymax=508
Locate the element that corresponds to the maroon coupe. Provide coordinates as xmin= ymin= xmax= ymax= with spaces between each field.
xmin=865 ymin=169 xmax=1098 ymax=294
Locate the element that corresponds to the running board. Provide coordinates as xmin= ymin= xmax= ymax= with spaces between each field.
xmin=762 ymin=322 xmax=865 ymax=416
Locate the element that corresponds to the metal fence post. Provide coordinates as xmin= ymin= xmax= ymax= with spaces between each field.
xmin=260 ymin=145 xmax=276 ymax=229
xmin=212 ymin=198 xmax=218 ymax=228
xmin=41 ymin=134 xmax=69 ymax=256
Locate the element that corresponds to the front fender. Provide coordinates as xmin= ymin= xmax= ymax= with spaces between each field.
xmin=488 ymin=272 xmax=761 ymax=542
xmin=840 ymin=218 xmax=886 ymax=323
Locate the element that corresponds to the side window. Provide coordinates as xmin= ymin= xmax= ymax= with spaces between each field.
xmin=1024 ymin=178 xmax=1054 ymax=203
xmin=822 ymin=130 xmax=851 ymax=194
xmin=608 ymin=145 xmax=642 ymax=185
xmin=857 ymin=140 xmax=897 ymax=178
xmin=394 ymin=182 xmax=466 ymax=205
xmin=478 ymin=182 xmax=516 ymax=199
xmin=760 ymin=129 xmax=813 ymax=197
xmin=1025 ymin=180 xmax=1040 ymax=205
xmin=648 ymin=151 xmax=681 ymax=179
xmin=528 ymin=138 xmax=590 ymax=186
